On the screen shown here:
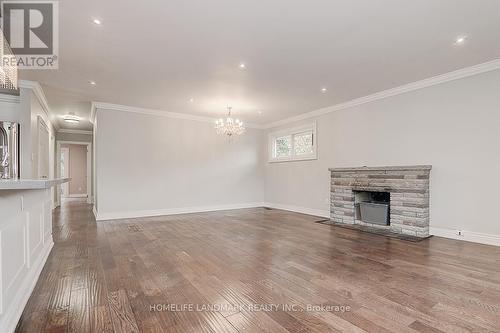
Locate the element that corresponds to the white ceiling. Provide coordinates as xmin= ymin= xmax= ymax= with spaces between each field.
xmin=20 ymin=0 xmax=500 ymax=131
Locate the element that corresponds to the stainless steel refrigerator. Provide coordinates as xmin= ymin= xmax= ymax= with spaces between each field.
xmin=0 ymin=121 xmax=20 ymax=179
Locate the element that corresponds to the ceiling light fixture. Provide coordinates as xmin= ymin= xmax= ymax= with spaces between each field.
xmin=321 ymin=87 xmax=327 ymax=93
xmin=89 ymin=80 xmax=96 ymax=86
xmin=189 ymin=98 xmax=194 ymax=103
xmin=454 ymin=36 xmax=467 ymax=45
xmin=215 ymin=107 xmax=245 ymax=138
xmin=92 ymin=18 xmax=102 ymax=25
xmin=239 ymin=63 xmax=246 ymax=69
xmin=63 ymin=113 xmax=80 ymax=124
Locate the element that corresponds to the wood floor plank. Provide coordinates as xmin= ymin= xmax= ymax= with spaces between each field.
xmin=43 ymin=275 xmax=72 ymax=331
xmin=107 ymin=289 xmax=140 ymax=333
xmin=90 ymin=306 xmax=114 ymax=333
xmin=408 ymin=320 xmax=446 ymax=333
xmin=68 ymin=287 xmax=91 ymax=333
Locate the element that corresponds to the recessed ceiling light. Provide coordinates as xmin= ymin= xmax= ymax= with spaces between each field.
xmin=321 ymin=87 xmax=327 ymax=93
xmin=189 ymin=98 xmax=194 ymax=103
xmin=454 ymin=36 xmax=467 ymax=45
xmin=239 ymin=63 xmax=246 ymax=69
xmin=92 ymin=18 xmax=102 ymax=25
xmin=63 ymin=113 xmax=80 ymax=124
xmin=89 ymin=80 xmax=96 ymax=86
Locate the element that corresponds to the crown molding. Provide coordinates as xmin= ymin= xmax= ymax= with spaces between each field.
xmin=18 ymin=80 xmax=60 ymax=131
xmin=18 ymin=80 xmax=50 ymax=116
xmin=57 ymin=129 xmax=93 ymax=135
xmin=90 ymin=101 xmax=97 ymax=124
xmin=0 ymin=93 xmax=20 ymax=103
xmin=264 ymin=58 xmax=500 ymax=129
xmin=91 ymin=102 xmax=264 ymax=129
xmin=67 ymin=58 xmax=500 ymax=132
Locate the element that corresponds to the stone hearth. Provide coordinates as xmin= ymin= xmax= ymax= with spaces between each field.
xmin=329 ymin=165 xmax=431 ymax=238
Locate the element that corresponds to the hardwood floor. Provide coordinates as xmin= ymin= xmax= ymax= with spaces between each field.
xmin=16 ymin=201 xmax=500 ymax=333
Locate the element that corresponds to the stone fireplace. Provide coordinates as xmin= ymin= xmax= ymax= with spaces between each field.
xmin=329 ymin=165 xmax=431 ymax=238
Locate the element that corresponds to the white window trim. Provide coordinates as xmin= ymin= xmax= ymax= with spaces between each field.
xmin=268 ymin=122 xmax=317 ymax=163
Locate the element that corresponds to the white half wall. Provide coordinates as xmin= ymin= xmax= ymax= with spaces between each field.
xmin=0 ymin=189 xmax=54 ymax=333
xmin=264 ymin=69 xmax=500 ymax=245
xmin=94 ymin=108 xmax=265 ymax=219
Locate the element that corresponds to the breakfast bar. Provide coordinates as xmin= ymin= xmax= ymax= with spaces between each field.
xmin=0 ymin=178 xmax=69 ymax=332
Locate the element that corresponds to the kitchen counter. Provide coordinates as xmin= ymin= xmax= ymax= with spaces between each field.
xmin=0 ymin=177 xmax=70 ymax=190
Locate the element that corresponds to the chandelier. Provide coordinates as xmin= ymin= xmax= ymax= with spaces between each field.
xmin=0 ymin=29 xmax=18 ymax=92
xmin=215 ymin=107 xmax=245 ymax=137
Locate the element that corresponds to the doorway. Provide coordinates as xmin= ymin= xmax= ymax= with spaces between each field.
xmin=60 ymin=147 xmax=69 ymax=197
xmin=56 ymin=141 xmax=92 ymax=207
xmin=37 ymin=116 xmax=50 ymax=179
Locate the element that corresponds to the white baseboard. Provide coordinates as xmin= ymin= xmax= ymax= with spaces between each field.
xmin=92 ymin=201 xmax=499 ymax=247
xmin=264 ymin=202 xmax=330 ymax=218
xmin=263 ymin=205 xmax=500 ymax=247
xmin=0 ymin=241 xmax=53 ymax=333
xmin=67 ymin=194 xmax=87 ymax=198
xmin=63 ymin=198 xmax=86 ymax=201
xmin=94 ymin=202 xmax=266 ymax=221
xmin=92 ymin=205 xmax=98 ymax=219
xmin=430 ymin=227 xmax=500 ymax=247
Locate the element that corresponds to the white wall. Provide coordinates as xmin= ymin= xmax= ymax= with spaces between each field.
xmin=30 ymin=93 xmax=55 ymax=180
xmin=264 ymin=69 xmax=500 ymax=240
xmin=93 ymin=118 xmax=98 ymax=212
xmin=56 ymin=132 xmax=92 ymax=143
xmin=94 ymin=109 xmax=265 ymax=219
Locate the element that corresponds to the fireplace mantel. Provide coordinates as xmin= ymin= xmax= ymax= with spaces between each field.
xmin=330 ymin=165 xmax=432 ymax=237
xmin=329 ymin=165 xmax=432 ymax=172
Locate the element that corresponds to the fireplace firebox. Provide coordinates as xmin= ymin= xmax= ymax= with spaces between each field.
xmin=355 ymin=191 xmax=390 ymax=226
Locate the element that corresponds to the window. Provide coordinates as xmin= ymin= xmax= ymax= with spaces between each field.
xmin=269 ymin=123 xmax=317 ymax=162
xmin=294 ymin=131 xmax=314 ymax=156
xmin=275 ymin=135 xmax=292 ymax=158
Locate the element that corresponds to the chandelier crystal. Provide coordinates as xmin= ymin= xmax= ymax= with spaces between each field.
xmin=215 ymin=107 xmax=245 ymax=137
